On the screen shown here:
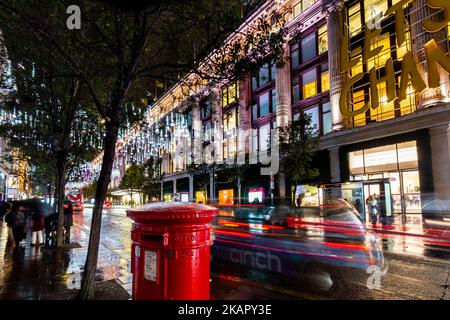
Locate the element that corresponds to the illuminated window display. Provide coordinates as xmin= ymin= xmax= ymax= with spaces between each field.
xmin=195 ymin=191 xmax=207 ymax=204
xmin=302 ymin=69 xmax=317 ymax=99
xmin=219 ymin=189 xmax=234 ymax=205
xmin=249 ymin=187 xmax=264 ymax=204
xmin=349 ymin=141 xmax=421 ymax=213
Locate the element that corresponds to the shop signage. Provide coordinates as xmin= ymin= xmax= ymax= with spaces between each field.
xmin=340 ymin=0 xmax=450 ymax=117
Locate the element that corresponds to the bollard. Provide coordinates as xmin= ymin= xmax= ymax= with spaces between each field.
xmin=127 ymin=202 xmax=217 ymax=300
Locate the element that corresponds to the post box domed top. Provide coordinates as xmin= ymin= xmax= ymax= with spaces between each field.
xmin=126 ymin=202 xmax=217 ymax=223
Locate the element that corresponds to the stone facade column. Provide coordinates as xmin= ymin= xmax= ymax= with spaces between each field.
xmin=410 ymin=0 xmax=449 ymax=107
xmin=238 ymin=76 xmax=252 ymax=158
xmin=211 ymin=87 xmax=223 ymax=164
xmin=276 ymin=44 xmax=292 ymax=129
xmin=324 ymin=0 xmax=347 ymax=130
xmin=430 ymin=124 xmax=450 ymax=200
xmin=275 ymin=45 xmax=292 ymax=202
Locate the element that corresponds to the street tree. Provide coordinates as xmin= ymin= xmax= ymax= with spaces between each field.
xmin=142 ymin=157 xmax=162 ymax=202
xmin=279 ymin=113 xmax=320 ymax=205
xmin=0 ymin=0 xmax=286 ymax=298
xmin=119 ymin=164 xmax=145 ymax=206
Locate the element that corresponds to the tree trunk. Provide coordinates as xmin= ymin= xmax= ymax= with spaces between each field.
xmin=56 ymin=150 xmax=68 ymax=247
xmin=76 ymin=120 xmax=119 ymax=299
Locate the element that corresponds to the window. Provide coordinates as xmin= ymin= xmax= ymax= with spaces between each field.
xmin=367 ymin=33 xmax=391 ymax=70
xmin=364 ymin=0 xmax=388 ymax=24
xmin=293 ymin=0 xmax=316 ymax=17
xmin=252 ymin=104 xmax=258 ymax=122
xmin=259 ymin=92 xmax=270 ymax=118
xmin=293 ymin=1 xmax=302 ymax=17
xmin=321 ymin=63 xmax=329 ymax=92
xmin=292 ymin=77 xmax=300 ymax=103
xmin=272 ymin=90 xmax=277 ymax=113
xmin=318 ymin=24 xmax=328 ymax=55
xmin=252 ymin=63 xmax=276 ymax=90
xmin=291 ymin=43 xmax=300 ymax=70
xmin=397 ymin=75 xmax=416 ymax=116
xmin=301 ymin=33 xmax=317 ymax=63
xmin=252 ymin=129 xmax=258 ymax=153
xmin=396 ymin=28 xmax=411 ymax=61
xmin=348 ymin=3 xmax=362 ymax=37
xmin=223 ymin=110 xmax=237 ymax=132
xmin=352 ymin=90 xmax=367 ymax=127
xmin=222 ymin=81 xmax=239 ymax=108
xmin=322 ymin=102 xmax=332 ymax=135
xmin=305 ymin=106 xmax=320 ymax=136
xmin=253 ymin=90 xmax=276 ymax=121
xmin=351 ymin=49 xmax=363 ymax=76
xmin=259 ymin=124 xmax=271 ymax=152
xmin=302 ymin=69 xmax=317 ymax=99
xmin=371 ymin=82 xmax=395 ymax=121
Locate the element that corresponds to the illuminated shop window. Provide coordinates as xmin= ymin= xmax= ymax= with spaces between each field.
xmin=321 ymin=63 xmax=330 ymax=92
xmin=348 ymin=3 xmax=362 ymax=37
xmin=249 ymin=187 xmax=264 ymax=204
xmin=195 ymin=191 xmax=207 ymax=203
xmin=352 ymin=90 xmax=367 ymax=127
xmin=222 ymin=81 xmax=239 ymax=108
xmin=301 ymin=33 xmax=317 ymax=63
xmin=219 ymin=189 xmax=234 ymax=205
xmin=397 ymin=76 xmax=416 ymax=116
xmin=369 ymin=82 xmax=395 ymax=121
xmin=318 ymin=24 xmax=328 ymax=55
xmin=367 ymin=33 xmax=391 ymax=71
xmin=364 ymin=0 xmax=387 ymax=24
xmin=302 ymin=69 xmax=317 ymax=99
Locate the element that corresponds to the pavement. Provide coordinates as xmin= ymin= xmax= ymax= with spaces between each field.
xmin=1 ymin=206 xmax=450 ymax=300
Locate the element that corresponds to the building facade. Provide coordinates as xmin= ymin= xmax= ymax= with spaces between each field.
xmin=90 ymin=0 xmax=450 ymax=223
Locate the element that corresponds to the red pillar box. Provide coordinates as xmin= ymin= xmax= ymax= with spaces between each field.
xmin=127 ymin=202 xmax=217 ymax=300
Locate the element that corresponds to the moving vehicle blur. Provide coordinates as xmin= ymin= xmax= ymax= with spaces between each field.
xmin=211 ymin=199 xmax=386 ymax=296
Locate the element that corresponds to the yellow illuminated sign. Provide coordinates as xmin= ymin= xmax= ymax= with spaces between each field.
xmin=340 ymin=0 xmax=450 ymax=117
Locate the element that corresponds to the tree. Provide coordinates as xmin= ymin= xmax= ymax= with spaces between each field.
xmin=279 ymin=113 xmax=320 ymax=205
xmin=0 ymin=37 xmax=101 ymax=246
xmin=119 ymin=164 xmax=145 ymax=206
xmin=0 ymin=0 xmax=286 ymax=298
xmin=142 ymin=157 xmax=162 ymax=202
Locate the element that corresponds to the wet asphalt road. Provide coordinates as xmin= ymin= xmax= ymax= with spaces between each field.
xmin=86 ymin=207 xmax=450 ymax=300
xmin=1 ymin=206 xmax=450 ymax=300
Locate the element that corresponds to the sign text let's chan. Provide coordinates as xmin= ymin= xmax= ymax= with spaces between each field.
xmin=339 ymin=0 xmax=450 ymax=117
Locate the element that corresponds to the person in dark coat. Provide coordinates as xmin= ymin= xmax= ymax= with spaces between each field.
xmin=5 ymin=205 xmax=28 ymax=247
xmin=63 ymin=201 xmax=73 ymax=244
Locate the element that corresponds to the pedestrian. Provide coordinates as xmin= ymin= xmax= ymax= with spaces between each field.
xmin=368 ymin=194 xmax=379 ymax=224
xmin=30 ymin=208 xmax=45 ymax=246
xmin=63 ymin=201 xmax=73 ymax=244
xmin=5 ymin=205 xmax=28 ymax=247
